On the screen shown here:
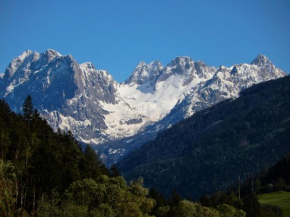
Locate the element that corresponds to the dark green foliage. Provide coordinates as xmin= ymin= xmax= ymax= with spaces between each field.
xmin=260 ymin=205 xmax=283 ymax=217
xmin=22 ymin=95 xmax=33 ymax=129
xmin=243 ymin=192 xmax=261 ymax=217
xmin=79 ymin=145 xmax=108 ymax=180
xmin=241 ymin=153 xmax=290 ymax=194
xmin=262 ymin=154 xmax=290 ymax=192
xmin=118 ymin=76 xmax=290 ymax=199
xmin=0 ymin=97 xmax=165 ymax=216
xmin=0 ymin=97 xmax=109 ymax=214
xmin=109 ymin=163 xmax=121 ymax=177
xmin=200 ymin=191 xmax=240 ymax=208
xmin=169 ymin=189 xmax=182 ymax=208
xmin=149 ymin=187 xmax=168 ymax=215
xmin=198 ymin=188 xmax=283 ymax=217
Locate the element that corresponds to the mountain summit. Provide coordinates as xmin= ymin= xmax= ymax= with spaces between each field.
xmin=251 ymin=54 xmax=272 ymax=66
xmin=0 ymin=50 xmax=286 ymax=163
xmin=124 ymin=60 xmax=163 ymax=86
xmin=0 ymin=49 xmax=144 ymax=144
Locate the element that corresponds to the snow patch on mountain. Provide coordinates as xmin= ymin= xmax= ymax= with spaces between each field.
xmin=119 ymin=57 xmax=217 ymax=122
xmin=0 ymin=50 xmax=286 ymax=165
xmin=99 ymin=99 xmax=148 ymax=139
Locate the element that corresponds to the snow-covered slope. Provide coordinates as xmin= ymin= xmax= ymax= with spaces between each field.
xmin=0 ymin=50 xmax=286 ymax=164
xmin=0 ymin=50 xmax=149 ymax=144
xmin=98 ymin=55 xmax=286 ymax=164
xmin=149 ymin=54 xmax=286 ymax=133
xmin=118 ymin=57 xmax=217 ymax=122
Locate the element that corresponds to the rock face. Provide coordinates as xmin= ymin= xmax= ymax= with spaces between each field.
xmin=0 ymin=50 xmax=146 ymax=144
xmin=156 ymin=54 xmax=286 ymax=128
xmin=124 ymin=61 xmax=164 ymax=86
xmin=0 ymin=50 xmax=286 ymax=164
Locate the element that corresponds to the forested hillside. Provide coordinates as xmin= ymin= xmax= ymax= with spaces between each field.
xmin=0 ymin=97 xmax=156 ymax=216
xmin=241 ymin=153 xmax=290 ymax=194
xmin=118 ymin=75 xmax=290 ymax=199
xmin=200 ymin=153 xmax=290 ymax=217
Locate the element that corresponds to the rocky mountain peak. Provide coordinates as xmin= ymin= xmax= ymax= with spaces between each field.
xmin=218 ymin=65 xmax=227 ymax=72
xmin=158 ymin=57 xmax=216 ymax=85
xmin=136 ymin=61 xmax=147 ymax=68
xmin=3 ymin=49 xmax=64 ymax=80
xmin=4 ymin=50 xmax=33 ymax=79
xmin=168 ymin=56 xmax=194 ymax=70
xmin=194 ymin=60 xmax=207 ymax=70
xmin=21 ymin=50 xmax=34 ymax=58
xmin=80 ymin=62 xmax=95 ymax=70
xmin=124 ymin=60 xmax=163 ymax=85
xmin=148 ymin=60 xmax=163 ymax=71
xmin=44 ymin=49 xmax=62 ymax=59
xmin=251 ymin=54 xmax=272 ymax=66
xmin=157 ymin=56 xmax=194 ymax=82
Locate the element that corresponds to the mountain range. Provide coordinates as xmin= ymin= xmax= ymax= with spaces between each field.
xmin=118 ymin=75 xmax=290 ymax=199
xmin=0 ymin=50 xmax=286 ymax=163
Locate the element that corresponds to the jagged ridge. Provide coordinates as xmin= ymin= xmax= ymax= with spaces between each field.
xmin=0 ymin=50 xmax=286 ymax=164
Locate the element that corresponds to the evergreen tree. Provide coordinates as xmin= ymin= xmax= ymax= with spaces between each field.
xmin=243 ymin=191 xmax=261 ymax=217
xmin=148 ymin=187 xmax=168 ymax=215
xmin=169 ymin=189 xmax=182 ymax=208
xmin=109 ymin=164 xmax=121 ymax=177
xmin=254 ymin=179 xmax=262 ymax=193
xmin=23 ymin=95 xmax=34 ymax=129
xmin=0 ymin=101 xmax=11 ymax=161
xmin=80 ymin=145 xmax=108 ymax=179
xmin=274 ymin=177 xmax=285 ymax=191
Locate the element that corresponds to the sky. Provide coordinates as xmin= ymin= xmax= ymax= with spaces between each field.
xmin=0 ymin=0 xmax=289 ymax=82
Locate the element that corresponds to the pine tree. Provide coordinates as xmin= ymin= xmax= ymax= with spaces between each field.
xmin=148 ymin=187 xmax=167 ymax=215
xmin=169 ymin=189 xmax=182 ymax=208
xmin=109 ymin=164 xmax=121 ymax=177
xmin=23 ymin=95 xmax=34 ymax=129
xmin=243 ymin=191 xmax=261 ymax=217
xmin=80 ymin=145 xmax=108 ymax=179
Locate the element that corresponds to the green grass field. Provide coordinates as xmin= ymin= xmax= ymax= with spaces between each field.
xmin=258 ymin=191 xmax=290 ymax=217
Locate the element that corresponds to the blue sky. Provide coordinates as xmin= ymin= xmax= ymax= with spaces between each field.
xmin=0 ymin=0 xmax=289 ymax=82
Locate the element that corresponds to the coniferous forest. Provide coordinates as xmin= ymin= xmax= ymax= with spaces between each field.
xmin=1 ymin=77 xmax=290 ymax=217
xmin=0 ymin=97 xmax=155 ymax=216
xmin=118 ymin=76 xmax=290 ymax=200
